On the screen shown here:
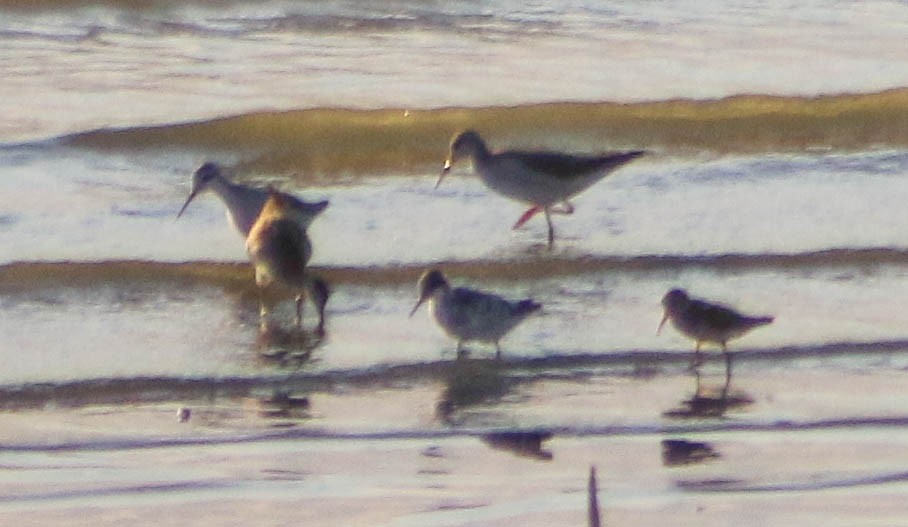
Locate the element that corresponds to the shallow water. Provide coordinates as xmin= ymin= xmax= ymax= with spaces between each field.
xmin=3 ymin=0 xmax=908 ymax=141
xmin=4 ymin=369 xmax=908 ymax=526
xmin=4 ymin=0 xmax=908 ymax=524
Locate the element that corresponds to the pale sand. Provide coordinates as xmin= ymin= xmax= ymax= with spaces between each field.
xmin=3 ymin=366 xmax=908 ymax=526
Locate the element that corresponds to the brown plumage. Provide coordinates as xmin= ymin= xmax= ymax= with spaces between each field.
xmin=246 ymin=190 xmax=329 ymax=334
xmin=659 ymin=288 xmax=773 ymax=392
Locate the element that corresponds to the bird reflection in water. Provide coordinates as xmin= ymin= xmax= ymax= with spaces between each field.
xmin=435 ymin=358 xmax=512 ymax=425
xmin=255 ymin=320 xmax=325 ymax=368
xmin=664 ymin=367 xmax=754 ymax=419
xmin=481 ymin=430 xmax=553 ymax=460
xmin=256 ymin=390 xmax=312 ymax=420
xmin=661 ymin=438 xmax=720 ymax=467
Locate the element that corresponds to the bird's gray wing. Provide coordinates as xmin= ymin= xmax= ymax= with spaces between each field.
xmin=687 ymin=299 xmax=746 ymax=332
xmin=504 ymin=150 xmax=645 ymax=180
xmin=448 ymin=288 xmax=512 ymax=326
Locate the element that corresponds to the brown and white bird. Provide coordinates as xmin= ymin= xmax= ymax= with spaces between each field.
xmin=438 ymin=130 xmax=645 ymax=248
xmin=246 ymin=190 xmax=329 ymax=334
xmin=658 ymin=288 xmax=773 ymax=387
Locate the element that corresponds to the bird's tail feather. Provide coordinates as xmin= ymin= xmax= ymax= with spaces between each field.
xmin=747 ymin=315 xmax=774 ymax=328
xmin=515 ymin=299 xmax=542 ymax=316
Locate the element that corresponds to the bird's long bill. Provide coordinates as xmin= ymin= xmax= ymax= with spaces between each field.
xmin=176 ymin=190 xmax=198 ymax=219
xmin=435 ymin=160 xmax=452 ymax=189
xmin=657 ymin=312 xmax=669 ymax=335
xmin=408 ymin=297 xmax=426 ymax=318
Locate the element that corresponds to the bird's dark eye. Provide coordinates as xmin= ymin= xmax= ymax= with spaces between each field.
xmin=197 ymin=162 xmax=218 ymax=182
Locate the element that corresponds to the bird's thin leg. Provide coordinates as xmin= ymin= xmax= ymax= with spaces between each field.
xmin=456 ymin=340 xmax=466 ymax=358
xmin=690 ymin=342 xmax=702 ymax=370
xmin=544 ymin=207 xmax=555 ymax=248
xmin=495 ymin=342 xmax=502 ymax=360
xmin=306 ymin=278 xmax=328 ymax=337
xmin=257 ymin=289 xmax=271 ymax=332
xmin=513 ymin=205 xmax=542 ymax=230
xmin=259 ymin=289 xmax=269 ymax=319
xmin=722 ymin=344 xmax=732 ymax=399
xmin=693 ymin=368 xmax=703 ymax=397
xmin=295 ymin=294 xmax=304 ymax=328
xmin=315 ymin=306 xmax=326 ymax=337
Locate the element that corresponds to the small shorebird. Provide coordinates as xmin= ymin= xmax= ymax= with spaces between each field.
xmin=438 ymin=130 xmax=645 ymax=248
xmin=658 ymin=288 xmax=773 ymax=390
xmin=177 ymin=162 xmax=328 ymax=236
xmin=409 ymin=269 xmax=541 ymax=358
xmin=246 ymin=190 xmax=330 ymax=334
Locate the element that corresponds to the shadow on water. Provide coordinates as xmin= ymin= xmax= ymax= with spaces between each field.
xmin=252 ymin=323 xmax=322 ymax=423
xmin=435 ymin=357 xmax=514 ymax=426
xmin=255 ymin=321 xmax=325 ymax=368
xmin=231 ymin=285 xmax=327 ymax=354
xmin=663 ymin=366 xmax=754 ymax=419
xmin=170 ymin=389 xmax=310 ymax=431
xmin=433 ymin=354 xmax=555 ymax=460
xmin=481 ymin=430 xmax=553 ymax=460
xmin=661 ymin=438 xmax=721 ymax=466
xmin=256 ymin=390 xmax=312 ymax=420
xmin=676 ymin=470 xmax=908 ymax=494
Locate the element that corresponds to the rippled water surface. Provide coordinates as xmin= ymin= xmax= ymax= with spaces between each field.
xmin=4 ymin=1 xmax=908 ymax=525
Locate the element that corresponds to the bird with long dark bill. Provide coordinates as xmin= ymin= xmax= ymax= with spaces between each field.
xmin=439 ymin=130 xmax=644 ymax=248
xmin=177 ymin=162 xmax=327 ymax=236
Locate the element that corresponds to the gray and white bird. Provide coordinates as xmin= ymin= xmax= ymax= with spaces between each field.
xmin=658 ymin=288 xmax=773 ymax=387
xmin=177 ymin=162 xmax=328 ymax=236
xmin=438 ymin=130 xmax=645 ymax=248
xmin=246 ymin=190 xmax=330 ymax=334
xmin=409 ymin=269 xmax=541 ymax=358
